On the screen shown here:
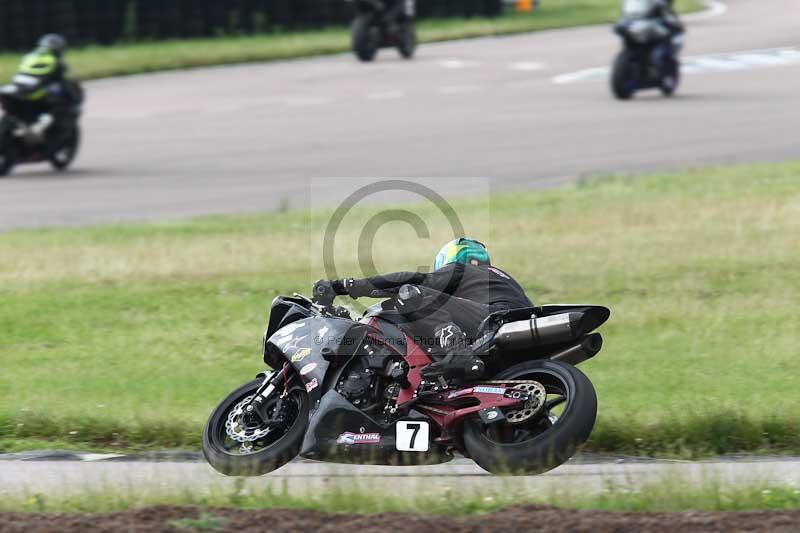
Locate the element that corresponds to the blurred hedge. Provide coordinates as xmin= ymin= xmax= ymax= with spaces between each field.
xmin=0 ymin=0 xmax=503 ymax=50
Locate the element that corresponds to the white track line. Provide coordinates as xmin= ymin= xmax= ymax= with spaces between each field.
xmin=440 ymin=59 xmax=481 ymax=69
xmin=685 ymin=0 xmax=728 ymax=21
xmin=509 ymin=61 xmax=546 ymax=71
xmin=553 ymin=46 xmax=800 ymax=84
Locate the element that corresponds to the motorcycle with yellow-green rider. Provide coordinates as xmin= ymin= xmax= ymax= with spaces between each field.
xmin=0 ymin=34 xmax=84 ymax=176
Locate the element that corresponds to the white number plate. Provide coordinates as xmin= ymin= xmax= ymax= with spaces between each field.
xmin=395 ymin=421 xmax=429 ymax=452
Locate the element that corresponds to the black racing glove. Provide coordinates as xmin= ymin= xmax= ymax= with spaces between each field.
xmin=333 ymin=278 xmax=378 ymax=299
xmin=312 ymin=280 xmax=336 ymax=306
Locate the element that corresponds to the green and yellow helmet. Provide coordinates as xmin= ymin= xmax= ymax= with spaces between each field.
xmin=433 ymin=238 xmax=491 ymax=271
xmin=18 ymin=50 xmax=57 ymax=77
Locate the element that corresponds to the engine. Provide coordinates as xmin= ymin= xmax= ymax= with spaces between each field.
xmin=337 ymin=366 xmax=380 ymax=408
xmin=336 ymin=351 xmax=405 ymax=418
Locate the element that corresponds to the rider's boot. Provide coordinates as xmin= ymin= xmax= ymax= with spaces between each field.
xmin=30 ymin=113 xmax=54 ymax=140
xmin=420 ymin=323 xmax=485 ymax=383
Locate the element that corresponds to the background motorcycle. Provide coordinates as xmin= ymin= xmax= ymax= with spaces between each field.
xmin=0 ymin=74 xmax=83 ymax=176
xmin=202 ymin=285 xmax=610 ymax=476
xmin=611 ymin=0 xmax=683 ymax=100
xmin=348 ymin=0 xmax=417 ymax=62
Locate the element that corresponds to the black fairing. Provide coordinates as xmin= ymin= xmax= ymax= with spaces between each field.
xmin=264 ymin=315 xmax=371 ymax=405
xmin=265 ymin=296 xmax=314 ymax=339
xmin=299 ymin=390 xmax=450 ymax=465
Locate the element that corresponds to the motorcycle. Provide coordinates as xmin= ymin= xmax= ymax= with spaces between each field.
xmin=202 ymin=284 xmax=610 ymax=476
xmin=348 ymin=0 xmax=417 ymax=62
xmin=0 ymin=74 xmax=83 ymax=176
xmin=611 ymin=0 xmax=683 ymax=100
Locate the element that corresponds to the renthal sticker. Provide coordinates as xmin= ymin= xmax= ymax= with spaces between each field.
xmin=473 ymin=386 xmax=506 ymax=395
xmin=300 ymin=362 xmax=318 ymax=376
xmin=291 ymin=348 xmax=312 ymax=363
xmin=447 ymin=388 xmax=474 ymax=399
xmin=336 ymin=432 xmax=381 ymax=445
xmin=305 ymin=378 xmax=318 ymax=393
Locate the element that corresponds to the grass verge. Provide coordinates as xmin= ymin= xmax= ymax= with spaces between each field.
xmin=0 ymin=0 xmax=702 ymax=81
xmin=3 ymin=479 xmax=800 ymax=514
xmin=1 ymin=160 xmax=799 ymax=455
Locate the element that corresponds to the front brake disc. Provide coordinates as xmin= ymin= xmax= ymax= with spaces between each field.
xmin=225 ymin=395 xmax=273 ymax=443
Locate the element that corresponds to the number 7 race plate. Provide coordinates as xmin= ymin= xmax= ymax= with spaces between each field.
xmin=395 ymin=421 xmax=430 ymax=452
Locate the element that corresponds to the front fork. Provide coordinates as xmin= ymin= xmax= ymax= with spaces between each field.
xmin=248 ymin=363 xmax=293 ymax=424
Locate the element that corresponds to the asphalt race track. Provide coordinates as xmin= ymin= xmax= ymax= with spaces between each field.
xmin=1 ymin=0 xmax=799 ymax=230
xmin=3 ymin=456 xmax=800 ymax=497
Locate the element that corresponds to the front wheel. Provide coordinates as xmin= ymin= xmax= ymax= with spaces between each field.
xmin=660 ymin=58 xmax=680 ymax=97
xmin=0 ymin=123 xmax=15 ymax=177
xmin=463 ymin=360 xmax=597 ymax=475
xmin=611 ymin=51 xmax=635 ymax=100
xmin=48 ymin=123 xmax=80 ymax=171
xmin=202 ymin=378 xmax=309 ymax=476
xmin=397 ymin=24 xmax=417 ymax=59
xmin=352 ymin=15 xmax=379 ymax=62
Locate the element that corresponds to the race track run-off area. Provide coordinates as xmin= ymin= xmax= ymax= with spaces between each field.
xmin=0 ymin=0 xmax=799 ymax=229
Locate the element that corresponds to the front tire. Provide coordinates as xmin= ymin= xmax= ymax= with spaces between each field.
xmin=611 ymin=51 xmax=635 ymax=100
xmin=660 ymin=58 xmax=680 ymax=97
xmin=0 ymin=123 xmax=15 ymax=177
xmin=463 ymin=360 xmax=597 ymax=475
xmin=48 ymin=124 xmax=80 ymax=171
xmin=202 ymin=379 xmax=309 ymax=476
xmin=352 ymin=15 xmax=379 ymax=62
xmin=397 ymin=24 xmax=417 ymax=59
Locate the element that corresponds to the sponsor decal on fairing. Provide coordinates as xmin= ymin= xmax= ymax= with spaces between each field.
xmin=336 ymin=432 xmax=382 ymax=445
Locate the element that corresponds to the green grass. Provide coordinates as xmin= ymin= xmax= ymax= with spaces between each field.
xmin=1 ymin=160 xmax=799 ymax=455
xmin=3 ymin=478 xmax=800 ymax=514
xmin=0 ymin=0 xmax=703 ymax=81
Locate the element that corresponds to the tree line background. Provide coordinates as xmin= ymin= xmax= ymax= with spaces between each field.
xmin=0 ymin=0 xmax=504 ymax=50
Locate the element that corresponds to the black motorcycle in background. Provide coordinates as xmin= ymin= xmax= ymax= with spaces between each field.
xmin=0 ymin=75 xmax=83 ymax=176
xmin=348 ymin=0 xmax=417 ymax=62
xmin=611 ymin=0 xmax=683 ymax=100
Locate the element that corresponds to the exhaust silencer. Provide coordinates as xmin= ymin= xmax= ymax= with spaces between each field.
xmin=496 ymin=312 xmax=584 ymax=348
xmin=549 ymin=333 xmax=603 ymax=366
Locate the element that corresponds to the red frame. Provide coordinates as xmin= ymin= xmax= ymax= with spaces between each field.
xmin=366 ymin=317 xmax=526 ymax=435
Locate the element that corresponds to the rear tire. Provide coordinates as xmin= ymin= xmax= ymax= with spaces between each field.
xmin=202 ymin=379 xmax=309 ymax=476
xmin=611 ymin=51 xmax=635 ymax=100
xmin=352 ymin=15 xmax=379 ymax=62
xmin=463 ymin=360 xmax=597 ymax=475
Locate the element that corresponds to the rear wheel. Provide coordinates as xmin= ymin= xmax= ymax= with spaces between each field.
xmin=463 ymin=360 xmax=597 ymax=475
xmin=202 ymin=379 xmax=309 ymax=476
xmin=352 ymin=15 xmax=380 ymax=62
xmin=611 ymin=51 xmax=635 ymax=100
xmin=48 ymin=123 xmax=80 ymax=171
